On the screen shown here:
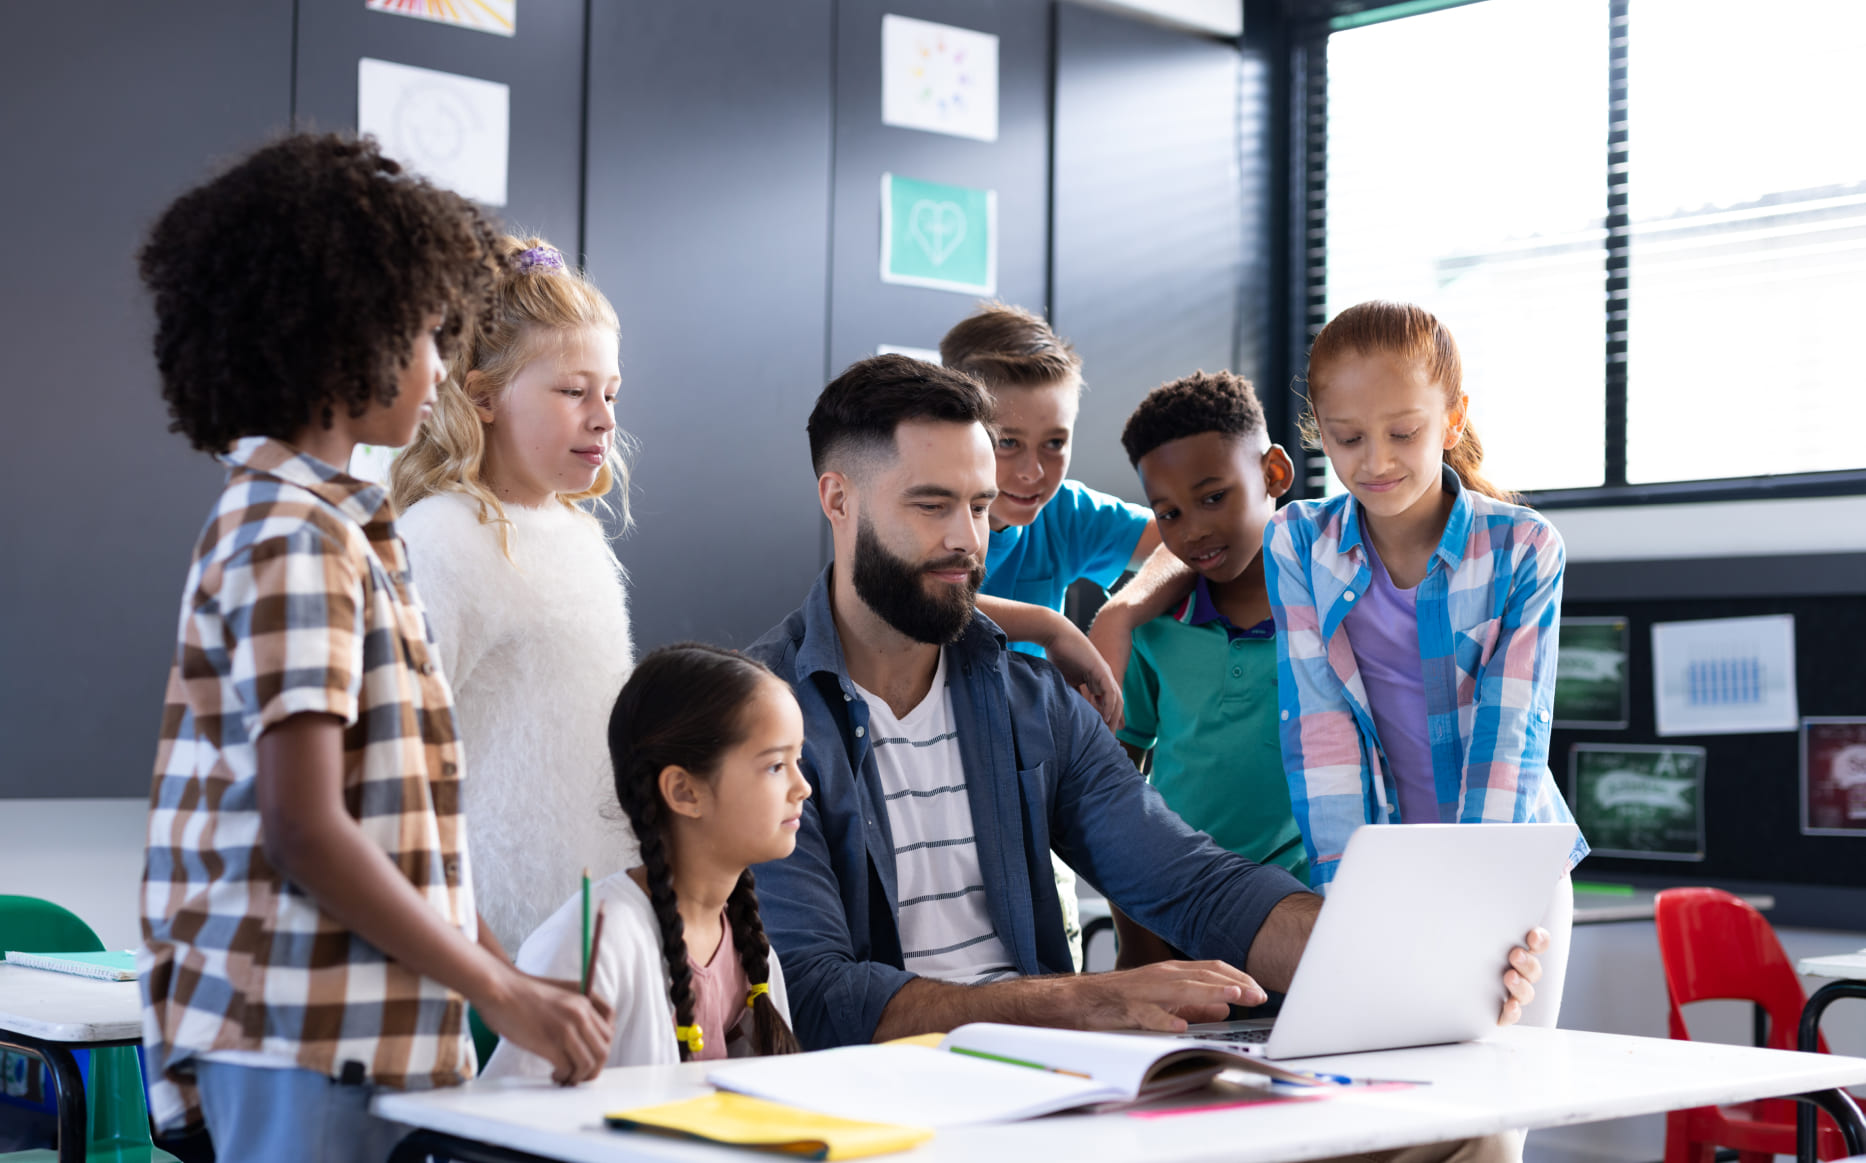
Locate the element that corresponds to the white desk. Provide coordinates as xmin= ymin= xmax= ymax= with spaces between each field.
xmin=373 ymin=1026 xmax=1866 ymax=1163
xmin=0 ymin=963 xmax=144 ymax=1163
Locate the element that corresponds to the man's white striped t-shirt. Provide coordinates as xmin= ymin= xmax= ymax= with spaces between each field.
xmin=854 ymin=650 xmax=1018 ymax=986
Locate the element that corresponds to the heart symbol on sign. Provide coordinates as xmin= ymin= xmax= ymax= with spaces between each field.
xmin=907 ymin=200 xmax=967 ymax=267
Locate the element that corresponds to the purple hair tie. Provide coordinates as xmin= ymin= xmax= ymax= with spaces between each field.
xmin=516 ymin=244 xmax=565 ymax=273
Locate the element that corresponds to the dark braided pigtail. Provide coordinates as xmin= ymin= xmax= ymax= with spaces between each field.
xmin=726 ymin=869 xmax=801 ymax=1056
xmin=608 ymin=642 xmax=790 ymax=1062
xmin=619 ymin=773 xmax=698 ymax=1060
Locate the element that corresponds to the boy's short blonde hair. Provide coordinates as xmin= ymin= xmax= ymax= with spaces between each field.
xmin=939 ymin=301 xmax=1083 ymax=392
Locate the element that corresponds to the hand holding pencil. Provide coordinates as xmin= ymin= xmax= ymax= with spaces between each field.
xmin=469 ymin=868 xmax=615 ymax=1086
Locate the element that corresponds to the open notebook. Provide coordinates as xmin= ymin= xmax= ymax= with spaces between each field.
xmin=704 ymin=1024 xmax=1325 ymax=1128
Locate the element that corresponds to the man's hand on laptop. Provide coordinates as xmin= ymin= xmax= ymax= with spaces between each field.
xmin=1497 ymin=927 xmax=1550 ymax=1026
xmin=1069 ymin=961 xmax=1267 ymax=1032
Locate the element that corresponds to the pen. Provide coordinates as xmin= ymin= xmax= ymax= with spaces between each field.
xmin=580 ymin=867 xmax=592 ymax=994
xmin=949 ymin=1047 xmax=1091 ymax=1079
xmin=583 ymin=902 xmax=606 ymax=997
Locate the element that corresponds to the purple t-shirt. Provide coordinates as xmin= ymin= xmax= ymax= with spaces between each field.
xmin=1341 ymin=543 xmax=1441 ymax=824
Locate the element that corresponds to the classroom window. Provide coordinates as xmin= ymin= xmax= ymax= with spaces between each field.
xmin=1316 ymin=0 xmax=1866 ymax=498
xmin=1325 ymin=0 xmax=1607 ymax=494
xmin=1624 ymin=0 xmax=1866 ymax=484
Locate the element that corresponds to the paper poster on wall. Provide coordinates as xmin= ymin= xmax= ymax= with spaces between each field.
xmin=876 ymin=344 xmax=943 ymax=364
xmin=1801 ymin=718 xmax=1866 ymax=837
xmin=1650 ymin=614 xmax=1798 ymax=736
xmin=881 ymin=14 xmax=999 ymax=142
xmin=880 ymin=174 xmax=995 ymax=295
xmin=366 ymin=0 xmax=516 ymax=37
xmin=358 ymin=58 xmax=510 ymax=207
xmin=348 ymin=443 xmax=400 ymax=485
xmin=1554 ymin=616 xmax=1630 ymax=730
xmin=1570 ymin=743 xmax=1706 ymax=862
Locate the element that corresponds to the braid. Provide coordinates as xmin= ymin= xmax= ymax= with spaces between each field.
xmin=620 ymin=768 xmax=697 ymax=1060
xmin=726 ymin=869 xmax=800 ymax=1056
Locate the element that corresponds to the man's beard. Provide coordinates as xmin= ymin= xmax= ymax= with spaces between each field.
xmin=852 ymin=517 xmax=984 ymax=645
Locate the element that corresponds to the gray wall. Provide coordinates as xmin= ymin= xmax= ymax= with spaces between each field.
xmin=1 ymin=2 xmax=294 ymax=798
xmin=1052 ymin=2 xmax=1254 ymax=501
xmin=0 ymin=2 xmax=1257 ymax=797
xmin=584 ymin=1 xmax=835 ymax=649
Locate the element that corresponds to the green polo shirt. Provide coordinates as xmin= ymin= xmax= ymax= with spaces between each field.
xmin=1117 ymin=576 xmax=1309 ymax=884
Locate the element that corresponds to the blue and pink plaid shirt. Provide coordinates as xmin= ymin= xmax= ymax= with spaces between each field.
xmin=1264 ymin=466 xmax=1587 ymax=890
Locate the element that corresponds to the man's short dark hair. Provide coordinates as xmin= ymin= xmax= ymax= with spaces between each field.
xmin=140 ymin=132 xmax=502 ymax=453
xmin=1120 ymin=370 xmax=1267 ymax=467
xmin=807 ymin=354 xmax=995 ymax=476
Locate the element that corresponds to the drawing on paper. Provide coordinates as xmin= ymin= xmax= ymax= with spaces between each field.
xmin=1554 ymin=616 xmax=1630 ymax=730
xmin=881 ymin=14 xmax=999 ymax=143
xmin=1570 ymin=743 xmax=1706 ymax=861
xmin=358 ymin=58 xmax=510 ymax=207
xmin=1802 ymin=718 xmax=1866 ymax=837
xmin=880 ymin=174 xmax=995 ymax=295
xmin=366 ymin=0 xmax=516 ymax=37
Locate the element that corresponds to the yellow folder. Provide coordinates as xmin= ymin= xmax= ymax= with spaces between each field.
xmin=605 ymin=1091 xmax=934 ymax=1160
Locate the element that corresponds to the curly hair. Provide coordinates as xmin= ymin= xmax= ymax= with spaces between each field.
xmin=1120 ymin=369 xmax=1266 ymax=467
xmin=608 ymin=644 xmax=802 ymax=1060
xmin=139 ymin=132 xmax=503 ymax=453
xmin=938 ymin=300 xmax=1082 ymax=392
xmin=390 ymin=234 xmax=631 ymax=558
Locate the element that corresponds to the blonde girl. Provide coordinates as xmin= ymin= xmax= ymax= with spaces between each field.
xmin=1264 ymin=300 xmax=1586 ymax=1027
xmin=484 ymin=644 xmax=805 ymax=1074
xmin=392 ymin=236 xmax=637 ymax=954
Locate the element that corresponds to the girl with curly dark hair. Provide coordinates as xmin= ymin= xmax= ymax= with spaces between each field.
xmin=483 ymin=644 xmax=807 ymax=1076
xmin=138 ymin=132 xmax=614 ymax=1159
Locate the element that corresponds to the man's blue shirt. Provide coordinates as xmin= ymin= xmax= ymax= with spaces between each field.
xmin=746 ymin=567 xmax=1310 ymax=1049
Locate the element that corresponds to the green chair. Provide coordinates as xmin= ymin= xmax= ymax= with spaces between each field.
xmin=0 ymin=895 xmax=177 ymax=1162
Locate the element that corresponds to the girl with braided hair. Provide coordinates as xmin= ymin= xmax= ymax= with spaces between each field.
xmin=482 ymin=644 xmax=806 ymax=1076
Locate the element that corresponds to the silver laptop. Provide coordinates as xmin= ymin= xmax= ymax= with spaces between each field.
xmin=1181 ymin=822 xmax=1577 ymax=1059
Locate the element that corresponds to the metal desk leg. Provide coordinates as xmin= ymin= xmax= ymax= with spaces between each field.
xmin=0 ymin=1030 xmax=89 ymax=1163
xmin=1798 ymin=981 xmax=1866 ymax=1163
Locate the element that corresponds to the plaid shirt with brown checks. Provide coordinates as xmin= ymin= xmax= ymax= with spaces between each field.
xmin=140 ymin=436 xmax=476 ymax=1132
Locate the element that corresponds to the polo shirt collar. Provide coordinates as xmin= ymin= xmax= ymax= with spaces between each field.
xmin=1339 ymin=463 xmax=1470 ymax=574
xmin=792 ymin=565 xmax=1008 ymax=688
xmin=1179 ymin=573 xmax=1275 ymax=639
xmin=221 ymin=435 xmax=392 ymax=529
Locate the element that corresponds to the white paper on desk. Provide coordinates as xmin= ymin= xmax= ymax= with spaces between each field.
xmin=708 ymin=1044 xmax=1114 ymax=1127
xmin=881 ymin=14 xmax=999 ymax=142
xmin=1651 ymin=614 xmax=1798 ymax=736
xmin=358 ymin=58 xmax=509 ymax=207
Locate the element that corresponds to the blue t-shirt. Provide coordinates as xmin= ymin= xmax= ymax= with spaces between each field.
xmin=981 ymin=479 xmax=1152 ymax=657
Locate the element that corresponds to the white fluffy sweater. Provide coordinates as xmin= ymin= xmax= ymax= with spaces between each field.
xmin=399 ymin=491 xmax=638 ymax=953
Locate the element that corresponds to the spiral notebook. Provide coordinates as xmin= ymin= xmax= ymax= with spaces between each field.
xmin=4 ymin=950 xmax=138 ymax=981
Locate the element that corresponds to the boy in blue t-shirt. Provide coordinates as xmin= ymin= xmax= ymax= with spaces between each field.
xmin=1109 ymin=370 xmax=1308 ymax=966
xmin=940 ymin=302 xmax=1176 ymax=968
xmin=940 ymin=303 xmax=1170 ymax=668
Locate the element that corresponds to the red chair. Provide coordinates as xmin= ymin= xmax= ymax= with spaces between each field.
xmin=1655 ymin=887 xmax=1850 ymax=1163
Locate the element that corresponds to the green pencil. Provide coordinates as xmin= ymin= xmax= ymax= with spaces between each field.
xmin=580 ymin=867 xmax=592 ymax=993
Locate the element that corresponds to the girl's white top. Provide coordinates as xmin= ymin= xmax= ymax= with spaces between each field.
xmin=399 ymin=490 xmax=638 ymax=953
xmin=479 ymin=871 xmax=791 ymax=1076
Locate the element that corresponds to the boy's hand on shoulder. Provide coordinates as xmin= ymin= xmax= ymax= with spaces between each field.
xmin=1043 ymin=616 xmax=1123 ymax=732
xmin=475 ymin=966 xmax=615 ymax=1085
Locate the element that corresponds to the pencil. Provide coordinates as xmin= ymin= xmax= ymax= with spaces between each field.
xmin=580 ymin=867 xmax=591 ymax=995
xmin=582 ymin=902 xmax=607 ymax=997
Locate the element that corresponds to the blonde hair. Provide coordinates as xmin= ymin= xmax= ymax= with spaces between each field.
xmin=939 ymin=300 xmax=1083 ymax=392
xmin=391 ymin=235 xmax=632 ymax=555
xmin=1299 ymin=300 xmax=1517 ymax=505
